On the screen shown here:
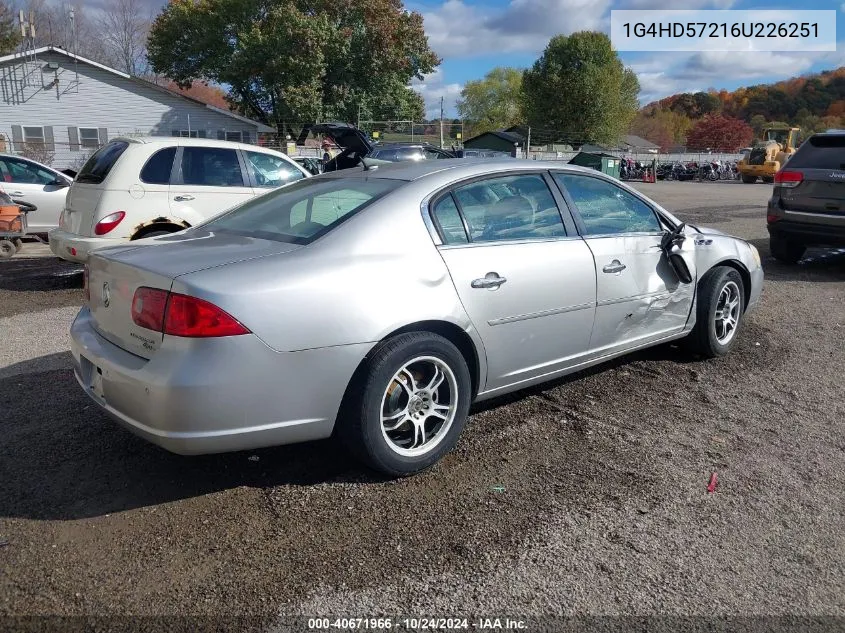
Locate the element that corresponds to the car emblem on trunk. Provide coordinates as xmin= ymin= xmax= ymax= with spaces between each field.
xmin=102 ymin=282 xmax=111 ymax=308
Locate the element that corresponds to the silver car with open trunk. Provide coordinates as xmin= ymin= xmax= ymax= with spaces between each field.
xmin=71 ymin=159 xmax=763 ymax=476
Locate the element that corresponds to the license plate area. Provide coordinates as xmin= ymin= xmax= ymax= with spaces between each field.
xmin=80 ymin=355 xmax=105 ymax=401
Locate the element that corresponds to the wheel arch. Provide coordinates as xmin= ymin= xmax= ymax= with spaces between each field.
xmin=708 ymin=258 xmax=752 ymax=312
xmin=130 ymin=217 xmax=190 ymax=240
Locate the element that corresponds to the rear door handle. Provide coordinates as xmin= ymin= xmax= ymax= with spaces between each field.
xmin=173 ymin=195 xmax=194 ymax=202
xmin=9 ymin=191 xmax=24 ymax=196
xmin=471 ymin=273 xmax=507 ymax=289
xmin=602 ymin=260 xmax=626 ymax=274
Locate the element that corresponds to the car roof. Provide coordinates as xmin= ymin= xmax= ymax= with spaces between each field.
xmin=319 ymin=157 xmax=602 ymax=182
xmin=110 ymin=135 xmax=275 ymax=151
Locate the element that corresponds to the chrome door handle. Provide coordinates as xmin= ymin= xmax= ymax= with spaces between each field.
xmin=602 ymin=260 xmax=626 ymax=274
xmin=173 ymin=195 xmax=194 ymax=201
xmin=9 ymin=191 xmax=24 ymax=196
xmin=471 ymin=273 xmax=507 ymax=289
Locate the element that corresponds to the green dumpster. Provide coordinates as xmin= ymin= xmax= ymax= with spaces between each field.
xmin=568 ymin=151 xmax=621 ymax=179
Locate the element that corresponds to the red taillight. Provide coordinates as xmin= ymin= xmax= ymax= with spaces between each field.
xmin=774 ymin=170 xmax=803 ymax=188
xmin=164 ymin=293 xmax=250 ymax=337
xmin=767 ymin=214 xmax=781 ymax=223
xmin=130 ymin=287 xmax=250 ymax=338
xmin=94 ymin=211 xmax=126 ymax=235
xmin=131 ymin=287 xmax=168 ymax=332
xmin=83 ymin=265 xmax=90 ymax=302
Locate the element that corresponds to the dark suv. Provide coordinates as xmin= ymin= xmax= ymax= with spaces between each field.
xmin=767 ymin=131 xmax=845 ymax=263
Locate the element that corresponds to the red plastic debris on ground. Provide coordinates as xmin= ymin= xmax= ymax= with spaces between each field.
xmin=707 ymin=472 xmax=718 ymax=493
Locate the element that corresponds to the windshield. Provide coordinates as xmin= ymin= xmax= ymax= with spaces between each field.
xmin=75 ymin=141 xmax=129 ymax=184
xmin=203 ymin=176 xmax=401 ymax=244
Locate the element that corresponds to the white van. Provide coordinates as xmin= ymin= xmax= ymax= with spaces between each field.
xmin=49 ymin=137 xmax=310 ymax=263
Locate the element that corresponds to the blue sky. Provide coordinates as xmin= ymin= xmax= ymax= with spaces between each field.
xmin=409 ymin=0 xmax=844 ymax=118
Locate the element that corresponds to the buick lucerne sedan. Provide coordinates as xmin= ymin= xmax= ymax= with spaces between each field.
xmin=72 ymin=160 xmax=763 ymax=476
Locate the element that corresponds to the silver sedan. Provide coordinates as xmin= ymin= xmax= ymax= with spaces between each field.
xmin=71 ymin=159 xmax=763 ymax=476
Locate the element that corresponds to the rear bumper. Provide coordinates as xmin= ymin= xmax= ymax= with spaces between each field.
xmin=48 ymin=229 xmax=126 ymax=263
xmin=69 ymin=307 xmax=371 ymax=455
xmin=767 ymin=219 xmax=845 ymax=247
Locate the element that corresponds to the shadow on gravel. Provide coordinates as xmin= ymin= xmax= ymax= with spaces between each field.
xmin=0 ymin=338 xmax=723 ymax=522
xmin=0 ymin=355 xmax=373 ymax=521
xmin=749 ymin=238 xmax=845 ymax=283
xmin=0 ymin=257 xmax=83 ymax=292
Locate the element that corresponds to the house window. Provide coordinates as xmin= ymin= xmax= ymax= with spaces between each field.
xmin=23 ymin=126 xmax=45 ymax=145
xmin=79 ymin=128 xmax=100 ymax=148
xmin=225 ymin=131 xmax=243 ymax=142
xmin=171 ymin=130 xmax=207 ymax=138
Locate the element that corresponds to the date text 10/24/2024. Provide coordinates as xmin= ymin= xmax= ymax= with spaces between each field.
xmin=308 ymin=618 xmax=528 ymax=630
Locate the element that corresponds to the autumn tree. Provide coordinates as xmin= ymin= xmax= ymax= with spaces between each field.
xmin=147 ymin=0 xmax=439 ymax=135
xmin=522 ymin=32 xmax=638 ymax=145
xmin=630 ymin=109 xmax=692 ymax=151
xmin=0 ymin=1 xmax=20 ymax=55
xmin=686 ymin=115 xmax=753 ymax=152
xmin=457 ymin=67 xmax=523 ymax=135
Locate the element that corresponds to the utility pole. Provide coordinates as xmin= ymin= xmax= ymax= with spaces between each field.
xmin=439 ymin=96 xmax=444 ymax=149
xmin=526 ymin=127 xmax=531 ymax=159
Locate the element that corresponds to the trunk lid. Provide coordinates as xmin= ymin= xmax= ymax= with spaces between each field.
xmin=64 ymin=182 xmax=104 ymax=235
xmin=310 ymin=122 xmax=373 ymax=155
xmin=86 ymin=231 xmax=301 ymax=358
xmin=64 ymin=140 xmax=132 ymax=235
xmin=780 ymin=171 xmax=845 ymax=215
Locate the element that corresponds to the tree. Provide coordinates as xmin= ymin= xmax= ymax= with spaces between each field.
xmin=686 ymin=115 xmax=753 ymax=152
xmin=20 ymin=0 xmax=108 ymax=64
xmin=630 ymin=108 xmax=692 ymax=151
xmin=147 ymin=0 xmax=439 ymax=135
xmin=0 ymin=1 xmax=20 ymax=55
xmin=522 ymin=32 xmax=638 ymax=145
xmin=98 ymin=0 xmax=151 ymax=76
xmin=456 ymin=67 xmax=523 ymax=135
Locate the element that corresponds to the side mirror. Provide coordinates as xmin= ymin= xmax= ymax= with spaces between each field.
xmin=50 ymin=178 xmax=70 ymax=188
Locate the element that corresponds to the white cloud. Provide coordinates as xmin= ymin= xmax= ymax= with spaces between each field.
xmin=422 ymin=0 xmax=611 ymax=58
xmin=618 ymin=0 xmax=735 ymax=7
xmin=411 ymin=68 xmax=464 ymax=119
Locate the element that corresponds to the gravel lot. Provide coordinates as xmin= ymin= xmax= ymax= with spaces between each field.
xmin=1 ymin=181 xmax=844 ymax=631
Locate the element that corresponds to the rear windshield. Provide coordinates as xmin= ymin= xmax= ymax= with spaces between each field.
xmin=75 ymin=141 xmax=129 ymax=184
xmin=788 ymin=135 xmax=845 ymax=170
xmin=203 ymin=176 xmax=401 ymax=245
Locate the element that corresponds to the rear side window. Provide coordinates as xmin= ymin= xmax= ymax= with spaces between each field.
xmin=140 ymin=147 xmax=176 ymax=184
xmin=788 ymin=135 xmax=845 ymax=170
xmin=76 ymin=141 xmax=129 ymax=184
xmin=431 ymin=195 xmax=468 ymax=244
xmin=180 ymin=147 xmax=244 ymax=187
xmin=204 ymin=177 xmax=401 ymax=244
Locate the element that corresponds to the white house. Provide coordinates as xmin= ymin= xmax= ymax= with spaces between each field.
xmin=0 ymin=46 xmax=275 ymax=169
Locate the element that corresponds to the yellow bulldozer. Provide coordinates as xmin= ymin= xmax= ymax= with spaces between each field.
xmin=737 ymin=127 xmax=800 ymax=184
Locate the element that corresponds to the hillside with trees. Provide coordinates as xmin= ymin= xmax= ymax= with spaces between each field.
xmin=632 ymin=68 xmax=845 ymax=151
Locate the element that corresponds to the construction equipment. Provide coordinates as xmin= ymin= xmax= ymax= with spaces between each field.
xmin=737 ymin=127 xmax=800 ymax=184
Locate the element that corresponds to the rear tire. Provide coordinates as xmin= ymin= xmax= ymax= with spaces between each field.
xmin=741 ymin=175 xmax=756 ymax=184
xmin=686 ymin=267 xmax=745 ymax=358
xmin=762 ymin=176 xmax=774 ymax=184
xmin=12 ymin=238 xmax=23 ymax=253
xmin=769 ymin=235 xmax=805 ymax=264
xmin=337 ymin=332 xmax=472 ymax=477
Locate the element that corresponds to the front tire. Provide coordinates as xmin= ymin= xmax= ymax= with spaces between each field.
xmin=686 ymin=267 xmax=745 ymax=358
xmin=338 ymin=332 xmax=472 ymax=477
xmin=0 ymin=239 xmax=15 ymax=258
xmin=769 ymin=235 xmax=805 ymax=264
xmin=741 ymin=175 xmax=756 ymax=184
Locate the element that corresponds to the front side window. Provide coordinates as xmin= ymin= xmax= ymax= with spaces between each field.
xmin=452 ymin=174 xmax=565 ymax=243
xmin=553 ymin=173 xmax=661 ymax=236
xmin=79 ymin=128 xmax=100 ymax=148
xmin=0 ymin=157 xmax=55 ymax=185
xmin=244 ymin=151 xmax=305 ymax=188
xmin=180 ymin=147 xmax=244 ymax=187
xmin=205 ymin=177 xmax=400 ymax=244
xmin=140 ymin=147 xmax=177 ymax=185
